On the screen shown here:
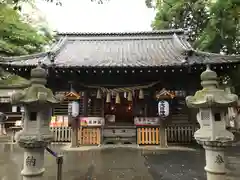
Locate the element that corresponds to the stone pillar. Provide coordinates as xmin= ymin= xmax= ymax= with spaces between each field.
xmin=198 ymin=141 xmax=231 ymax=180
xmin=20 ymin=145 xmax=46 ymax=180
xmin=0 ymin=123 xmax=5 ymax=135
xmin=0 ymin=112 xmax=7 ymax=136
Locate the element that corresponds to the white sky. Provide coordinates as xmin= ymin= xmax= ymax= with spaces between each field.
xmin=35 ymin=0 xmax=156 ymax=33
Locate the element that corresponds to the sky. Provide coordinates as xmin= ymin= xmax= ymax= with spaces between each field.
xmin=35 ymin=0 xmax=156 ymax=33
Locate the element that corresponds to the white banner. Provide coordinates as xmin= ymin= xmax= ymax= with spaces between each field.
xmin=134 ymin=117 xmax=160 ymax=126
xmin=79 ymin=117 xmax=104 ymax=126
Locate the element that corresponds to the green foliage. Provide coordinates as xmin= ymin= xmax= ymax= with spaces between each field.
xmin=152 ymin=0 xmax=209 ymax=43
xmin=0 ymin=3 xmax=51 ymax=56
xmin=196 ymin=0 xmax=240 ymax=54
xmin=150 ymin=0 xmax=240 ymax=54
xmin=0 ymin=67 xmax=30 ymax=88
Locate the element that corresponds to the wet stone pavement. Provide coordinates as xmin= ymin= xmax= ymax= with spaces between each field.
xmin=0 ymin=144 xmax=239 ymax=180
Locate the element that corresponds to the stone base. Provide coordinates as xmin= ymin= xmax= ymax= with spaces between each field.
xmin=21 ymin=148 xmax=45 ymax=180
xmin=197 ymin=140 xmax=233 ymax=180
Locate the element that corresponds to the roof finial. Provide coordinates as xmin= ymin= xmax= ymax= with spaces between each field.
xmin=206 ymin=64 xmax=210 ymax=70
xmin=37 ymin=60 xmax=42 ymax=68
xmin=200 ymin=64 xmax=218 ymax=88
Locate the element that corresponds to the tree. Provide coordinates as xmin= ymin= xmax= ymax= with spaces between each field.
xmin=151 ymin=0 xmax=210 ymax=44
xmin=150 ymin=0 xmax=240 ymax=54
xmin=0 ymin=3 xmax=51 ymax=56
xmin=195 ymin=0 xmax=240 ymax=54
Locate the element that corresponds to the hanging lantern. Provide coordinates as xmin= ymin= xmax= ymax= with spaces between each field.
xmin=71 ymin=101 xmax=80 ymax=118
xmin=96 ymin=89 xmax=102 ymax=99
xmin=106 ymin=92 xmax=111 ymax=103
xmin=115 ymin=93 xmax=120 ymax=104
xmin=158 ymin=100 xmax=169 ymax=117
xmin=139 ymin=89 xmax=144 ymax=99
xmin=127 ymin=91 xmax=132 ymax=101
xmin=124 ymin=92 xmax=127 ymax=98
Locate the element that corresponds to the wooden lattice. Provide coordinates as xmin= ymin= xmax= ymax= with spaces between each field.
xmin=78 ymin=127 xmax=101 ymax=145
xmin=137 ymin=127 xmax=159 ymax=145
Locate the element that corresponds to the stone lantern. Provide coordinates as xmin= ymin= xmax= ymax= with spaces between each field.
xmin=11 ymin=64 xmax=63 ymax=180
xmin=186 ymin=65 xmax=238 ymax=180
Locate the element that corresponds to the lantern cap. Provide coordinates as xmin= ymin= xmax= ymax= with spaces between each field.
xmin=30 ymin=63 xmax=47 ymax=85
xmin=200 ymin=65 xmax=218 ymax=88
xmin=186 ymin=66 xmax=238 ymax=108
xmin=11 ymin=64 xmax=63 ymax=105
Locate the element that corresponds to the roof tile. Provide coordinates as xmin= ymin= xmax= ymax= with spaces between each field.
xmin=0 ymin=30 xmax=239 ymax=67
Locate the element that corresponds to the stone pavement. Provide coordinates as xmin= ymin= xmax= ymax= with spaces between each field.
xmin=0 ymin=143 xmax=239 ymax=180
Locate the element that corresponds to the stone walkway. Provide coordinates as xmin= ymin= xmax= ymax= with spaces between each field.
xmin=0 ymin=144 xmax=239 ymax=180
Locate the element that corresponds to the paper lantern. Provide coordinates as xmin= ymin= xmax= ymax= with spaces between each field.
xmin=158 ymin=100 xmax=169 ymax=117
xmin=106 ymin=92 xmax=111 ymax=103
xmin=127 ymin=92 xmax=132 ymax=101
xmin=96 ymin=89 xmax=102 ymax=99
xmin=71 ymin=101 xmax=79 ymax=117
xmin=115 ymin=93 xmax=120 ymax=104
xmin=139 ymin=89 xmax=144 ymax=99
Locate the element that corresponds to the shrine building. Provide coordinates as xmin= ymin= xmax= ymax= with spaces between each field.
xmin=0 ymin=29 xmax=240 ymax=146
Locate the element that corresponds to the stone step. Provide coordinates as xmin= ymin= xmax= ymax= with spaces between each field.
xmin=0 ymin=135 xmax=12 ymax=143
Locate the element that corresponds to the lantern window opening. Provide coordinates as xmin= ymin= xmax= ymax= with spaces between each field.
xmin=30 ymin=112 xmax=37 ymax=121
xmin=214 ymin=113 xmax=221 ymax=122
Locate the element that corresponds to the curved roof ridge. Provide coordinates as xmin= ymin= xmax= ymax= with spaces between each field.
xmin=50 ymin=36 xmax=68 ymax=54
xmin=50 ymin=36 xmax=68 ymax=56
xmin=172 ymin=33 xmax=193 ymax=52
xmin=0 ymin=52 xmax=48 ymax=62
xmin=57 ymin=29 xmax=186 ymax=37
xmin=0 ymin=37 xmax=67 ymax=64
xmin=194 ymin=50 xmax=240 ymax=58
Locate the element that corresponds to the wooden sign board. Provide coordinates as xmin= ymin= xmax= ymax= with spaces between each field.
xmin=155 ymin=89 xmax=175 ymax=99
xmin=134 ymin=117 xmax=160 ymax=126
xmin=64 ymin=92 xmax=80 ymax=100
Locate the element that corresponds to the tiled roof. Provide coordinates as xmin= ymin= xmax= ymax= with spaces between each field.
xmin=53 ymin=30 xmax=192 ymax=67
xmin=0 ymin=29 xmax=239 ymax=67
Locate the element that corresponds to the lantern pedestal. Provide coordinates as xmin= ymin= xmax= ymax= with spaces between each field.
xmin=21 ymin=148 xmax=45 ymax=180
xmin=0 ymin=123 xmax=6 ymax=135
xmin=197 ymin=140 xmax=232 ymax=180
xmin=15 ymin=133 xmax=52 ymax=180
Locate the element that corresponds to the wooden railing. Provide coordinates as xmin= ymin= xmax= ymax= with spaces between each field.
xmin=166 ymin=124 xmax=199 ymax=143
xmin=137 ymin=127 xmax=160 ymax=145
xmin=50 ymin=126 xmax=71 ymax=142
xmin=78 ymin=127 xmax=101 ymax=145
xmin=49 ymin=124 xmax=199 ymax=144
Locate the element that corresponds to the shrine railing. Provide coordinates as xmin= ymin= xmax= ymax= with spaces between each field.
xmin=50 ymin=126 xmax=71 ymax=142
xmin=49 ymin=124 xmax=199 ymax=144
xmin=137 ymin=127 xmax=160 ymax=145
xmin=166 ymin=123 xmax=199 ymax=144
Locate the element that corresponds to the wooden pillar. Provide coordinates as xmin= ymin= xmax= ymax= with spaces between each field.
xmin=101 ymin=98 xmax=104 ymax=117
xmin=100 ymin=98 xmax=104 ymax=145
xmin=71 ymin=115 xmax=78 ymax=148
xmin=83 ymin=91 xmax=88 ymax=117
xmin=70 ymin=99 xmax=80 ymax=148
xmin=159 ymin=117 xmax=167 ymax=148
xmin=78 ymin=91 xmax=88 ymax=146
